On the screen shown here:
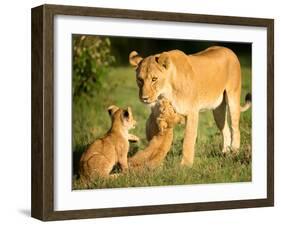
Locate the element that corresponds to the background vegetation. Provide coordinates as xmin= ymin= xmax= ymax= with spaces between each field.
xmin=72 ymin=35 xmax=252 ymax=189
xmin=72 ymin=35 xmax=115 ymax=101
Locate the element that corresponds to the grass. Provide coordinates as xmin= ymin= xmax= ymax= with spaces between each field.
xmin=72 ymin=65 xmax=252 ymax=190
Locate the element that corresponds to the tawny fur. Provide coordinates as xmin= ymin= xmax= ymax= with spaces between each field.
xmin=129 ymin=46 xmax=251 ymax=167
xmin=129 ymin=99 xmax=184 ymax=170
xmin=79 ymin=105 xmax=137 ymax=184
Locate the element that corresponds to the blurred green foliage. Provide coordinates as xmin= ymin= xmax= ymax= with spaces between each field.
xmin=72 ymin=35 xmax=115 ymax=100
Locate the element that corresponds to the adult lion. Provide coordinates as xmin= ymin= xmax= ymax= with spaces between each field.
xmin=129 ymin=46 xmax=251 ymax=167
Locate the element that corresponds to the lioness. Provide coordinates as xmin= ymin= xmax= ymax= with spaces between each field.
xmin=129 ymin=46 xmax=251 ymax=166
xmin=79 ymin=105 xmax=137 ymax=183
xmin=129 ymin=98 xmax=184 ymax=170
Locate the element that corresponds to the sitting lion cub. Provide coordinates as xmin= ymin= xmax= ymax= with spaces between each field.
xmin=129 ymin=99 xmax=185 ymax=170
xmin=79 ymin=105 xmax=137 ymax=183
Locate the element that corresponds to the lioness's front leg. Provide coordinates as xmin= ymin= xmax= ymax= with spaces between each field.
xmin=181 ymin=111 xmax=199 ymax=167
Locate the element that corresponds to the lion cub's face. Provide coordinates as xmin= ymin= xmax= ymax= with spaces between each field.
xmin=108 ymin=105 xmax=136 ymax=131
xmin=157 ymin=99 xmax=182 ymax=133
xmin=129 ymin=51 xmax=170 ymax=104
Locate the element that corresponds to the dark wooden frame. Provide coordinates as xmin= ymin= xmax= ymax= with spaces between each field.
xmin=31 ymin=4 xmax=274 ymax=221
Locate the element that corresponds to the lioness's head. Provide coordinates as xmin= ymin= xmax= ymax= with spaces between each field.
xmin=107 ymin=105 xmax=137 ymax=131
xmin=129 ymin=51 xmax=171 ymax=104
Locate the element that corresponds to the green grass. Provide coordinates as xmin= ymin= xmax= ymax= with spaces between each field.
xmin=72 ymin=66 xmax=252 ymax=189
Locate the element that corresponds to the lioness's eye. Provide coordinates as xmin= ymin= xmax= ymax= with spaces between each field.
xmin=152 ymin=77 xmax=158 ymax=82
xmin=137 ymin=78 xmax=143 ymax=85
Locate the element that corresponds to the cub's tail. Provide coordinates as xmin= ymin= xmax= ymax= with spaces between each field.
xmin=240 ymin=93 xmax=252 ymax=112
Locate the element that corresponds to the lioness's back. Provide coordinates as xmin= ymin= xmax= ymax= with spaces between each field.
xmin=190 ymin=46 xmax=240 ymax=67
xmin=166 ymin=46 xmax=239 ymax=66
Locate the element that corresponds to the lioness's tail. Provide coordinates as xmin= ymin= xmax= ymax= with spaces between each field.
xmin=240 ymin=93 xmax=252 ymax=112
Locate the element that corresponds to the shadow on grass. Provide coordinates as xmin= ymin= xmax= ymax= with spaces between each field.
xmin=72 ymin=145 xmax=87 ymax=178
xmin=205 ymin=146 xmax=225 ymax=158
xmin=128 ymin=142 xmax=141 ymax=158
xmin=205 ymin=145 xmax=251 ymax=165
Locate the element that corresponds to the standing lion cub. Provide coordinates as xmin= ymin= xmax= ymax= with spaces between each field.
xmin=79 ymin=105 xmax=137 ymax=183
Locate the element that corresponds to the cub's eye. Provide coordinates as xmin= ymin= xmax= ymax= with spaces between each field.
xmin=152 ymin=77 xmax=158 ymax=82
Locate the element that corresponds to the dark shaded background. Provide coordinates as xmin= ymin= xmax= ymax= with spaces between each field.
xmin=109 ymin=36 xmax=251 ymax=66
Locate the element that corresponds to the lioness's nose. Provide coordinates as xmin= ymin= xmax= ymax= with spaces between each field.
xmin=142 ymin=96 xmax=149 ymax=101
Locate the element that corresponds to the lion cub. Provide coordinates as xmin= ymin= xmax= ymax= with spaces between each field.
xmin=129 ymin=99 xmax=184 ymax=170
xmin=79 ymin=105 xmax=137 ymax=183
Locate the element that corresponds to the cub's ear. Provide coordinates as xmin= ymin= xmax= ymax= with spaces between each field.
xmin=127 ymin=106 xmax=132 ymax=115
xmin=129 ymin=51 xmax=143 ymax=68
xmin=155 ymin=53 xmax=170 ymax=70
xmin=107 ymin=105 xmax=119 ymax=116
xmin=122 ymin=107 xmax=132 ymax=121
xmin=122 ymin=109 xmax=130 ymax=120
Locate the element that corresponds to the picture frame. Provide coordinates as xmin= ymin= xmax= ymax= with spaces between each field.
xmin=31 ymin=4 xmax=274 ymax=221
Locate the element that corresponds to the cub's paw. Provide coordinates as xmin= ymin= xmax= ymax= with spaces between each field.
xmin=128 ymin=134 xmax=140 ymax=142
xmin=157 ymin=117 xmax=168 ymax=134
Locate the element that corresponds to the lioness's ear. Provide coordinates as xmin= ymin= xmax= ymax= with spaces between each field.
xmin=129 ymin=51 xmax=143 ymax=68
xmin=155 ymin=53 xmax=170 ymax=69
xmin=107 ymin=105 xmax=119 ymax=116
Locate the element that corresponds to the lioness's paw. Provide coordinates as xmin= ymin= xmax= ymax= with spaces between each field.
xmin=180 ymin=158 xmax=194 ymax=168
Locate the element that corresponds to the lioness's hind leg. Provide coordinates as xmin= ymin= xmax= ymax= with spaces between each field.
xmin=227 ymin=91 xmax=241 ymax=152
xmin=213 ymin=95 xmax=231 ymax=153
